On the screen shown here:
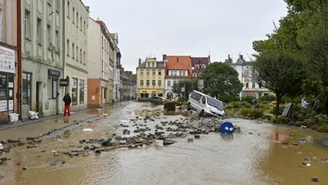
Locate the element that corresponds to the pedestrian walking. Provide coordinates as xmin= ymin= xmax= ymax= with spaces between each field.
xmin=312 ymin=96 xmax=319 ymax=112
xmin=63 ymin=93 xmax=72 ymax=116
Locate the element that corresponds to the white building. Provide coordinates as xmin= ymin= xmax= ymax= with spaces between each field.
xmin=226 ymin=54 xmax=271 ymax=99
xmin=63 ymin=0 xmax=89 ymax=111
xmin=21 ymin=0 xmax=65 ymax=119
xmin=112 ymin=33 xmax=121 ymax=102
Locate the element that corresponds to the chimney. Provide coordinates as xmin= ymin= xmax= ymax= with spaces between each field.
xmin=138 ymin=58 xmax=141 ymax=66
xmin=162 ymin=54 xmax=166 ymax=61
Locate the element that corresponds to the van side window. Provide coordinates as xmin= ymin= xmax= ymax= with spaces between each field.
xmin=201 ymin=96 xmax=206 ymax=104
xmin=195 ymin=94 xmax=202 ymax=101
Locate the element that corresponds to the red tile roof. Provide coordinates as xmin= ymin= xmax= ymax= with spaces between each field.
xmin=166 ymin=56 xmax=192 ymax=77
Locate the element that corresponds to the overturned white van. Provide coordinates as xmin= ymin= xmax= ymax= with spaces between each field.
xmin=187 ymin=90 xmax=225 ymax=117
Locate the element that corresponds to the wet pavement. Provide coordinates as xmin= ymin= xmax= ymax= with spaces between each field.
xmin=0 ymin=102 xmax=328 ymax=185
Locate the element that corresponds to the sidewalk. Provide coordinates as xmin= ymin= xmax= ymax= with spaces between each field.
xmin=0 ymin=102 xmax=131 ymax=141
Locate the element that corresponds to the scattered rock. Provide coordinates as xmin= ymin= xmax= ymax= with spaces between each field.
xmin=194 ymin=135 xmax=200 ymax=139
xmin=95 ymin=149 xmax=101 ymax=154
xmin=0 ymin=160 xmax=2 ymax=164
xmin=187 ymin=138 xmax=193 ymax=142
xmin=311 ymin=177 xmax=319 ymax=182
xmin=27 ymin=145 xmax=37 ymax=149
xmin=22 ymin=166 xmax=28 ymax=170
xmin=50 ymin=160 xmax=65 ymax=166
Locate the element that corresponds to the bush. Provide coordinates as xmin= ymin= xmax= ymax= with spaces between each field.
xmin=242 ymin=96 xmax=256 ymax=104
xmin=225 ymin=101 xmax=252 ymax=109
xmin=238 ymin=108 xmax=264 ymax=119
xmin=259 ymin=95 xmax=276 ymax=102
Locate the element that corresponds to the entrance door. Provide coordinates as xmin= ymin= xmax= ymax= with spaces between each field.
xmin=36 ymin=82 xmax=42 ymax=113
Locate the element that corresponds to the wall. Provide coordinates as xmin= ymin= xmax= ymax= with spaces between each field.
xmin=87 ymin=78 xmax=101 ymax=107
xmin=87 ymin=17 xmax=101 ymax=78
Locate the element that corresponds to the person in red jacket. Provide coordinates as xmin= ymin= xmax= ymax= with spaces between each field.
xmin=63 ymin=93 xmax=72 ymax=116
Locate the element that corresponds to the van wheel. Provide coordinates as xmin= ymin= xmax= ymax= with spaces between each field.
xmin=187 ymin=103 xmax=191 ymax=111
xmin=199 ymin=110 xmax=205 ymax=117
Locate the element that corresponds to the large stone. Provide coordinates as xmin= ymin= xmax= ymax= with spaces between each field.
xmin=50 ymin=160 xmax=65 ymax=166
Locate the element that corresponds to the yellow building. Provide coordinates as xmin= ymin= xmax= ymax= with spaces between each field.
xmin=136 ymin=57 xmax=165 ymax=101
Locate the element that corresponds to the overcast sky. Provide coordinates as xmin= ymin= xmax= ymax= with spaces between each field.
xmin=82 ymin=0 xmax=287 ymax=73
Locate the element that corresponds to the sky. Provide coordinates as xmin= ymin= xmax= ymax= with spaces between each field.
xmin=82 ymin=0 xmax=288 ymax=73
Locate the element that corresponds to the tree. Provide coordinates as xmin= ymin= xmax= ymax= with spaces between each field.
xmin=253 ymin=51 xmax=305 ymax=115
xmin=199 ymin=62 xmax=242 ymax=102
xmin=172 ymin=79 xmax=196 ymax=99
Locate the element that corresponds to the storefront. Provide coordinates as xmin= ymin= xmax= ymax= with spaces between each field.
xmin=0 ymin=46 xmax=15 ymax=123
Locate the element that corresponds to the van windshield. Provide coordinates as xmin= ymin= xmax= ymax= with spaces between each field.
xmin=206 ymin=96 xmax=224 ymax=110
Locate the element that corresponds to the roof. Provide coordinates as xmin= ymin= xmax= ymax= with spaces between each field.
xmin=191 ymin=57 xmax=210 ymax=66
xmin=166 ymin=56 xmax=191 ymax=70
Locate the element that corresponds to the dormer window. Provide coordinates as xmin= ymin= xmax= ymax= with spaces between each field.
xmin=195 ymin=64 xmax=200 ymax=69
xmin=193 ymin=72 xmax=197 ymax=77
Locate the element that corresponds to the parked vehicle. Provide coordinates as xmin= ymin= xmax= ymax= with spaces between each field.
xmin=150 ymin=96 xmax=164 ymax=105
xmin=187 ymin=90 xmax=225 ymax=117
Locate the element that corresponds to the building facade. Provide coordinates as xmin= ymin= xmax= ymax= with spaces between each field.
xmin=63 ymin=0 xmax=89 ymax=111
xmin=121 ymin=69 xmax=136 ymax=101
xmin=111 ymin=33 xmax=121 ymax=102
xmin=0 ymin=0 xmax=18 ymax=123
xmin=191 ymin=56 xmax=210 ymax=78
xmin=87 ymin=17 xmax=112 ymax=107
xmin=21 ymin=0 xmax=65 ymax=120
xmin=136 ymin=57 xmax=165 ymax=101
xmin=164 ymin=55 xmax=192 ymax=98
xmin=226 ymin=54 xmax=271 ymax=99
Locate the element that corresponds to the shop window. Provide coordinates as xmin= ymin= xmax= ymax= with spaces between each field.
xmin=71 ymin=78 xmax=78 ymax=105
xmin=22 ymin=72 xmax=32 ymax=107
xmin=47 ymin=77 xmax=58 ymax=99
xmin=79 ymin=79 xmax=85 ymax=104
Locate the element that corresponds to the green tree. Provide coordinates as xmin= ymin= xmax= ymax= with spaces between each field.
xmin=253 ymin=51 xmax=305 ymax=115
xmin=199 ymin=62 xmax=242 ymax=102
xmin=172 ymin=79 xmax=196 ymax=98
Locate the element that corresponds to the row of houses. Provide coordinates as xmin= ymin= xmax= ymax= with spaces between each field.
xmin=136 ymin=54 xmax=211 ymax=101
xmin=135 ymin=54 xmax=271 ymax=102
xmin=0 ymin=0 xmax=136 ymax=124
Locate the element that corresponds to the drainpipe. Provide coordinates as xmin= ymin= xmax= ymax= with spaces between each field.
xmin=17 ymin=0 xmax=22 ymax=120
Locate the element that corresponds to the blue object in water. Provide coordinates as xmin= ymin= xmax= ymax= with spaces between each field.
xmin=220 ymin=121 xmax=234 ymax=134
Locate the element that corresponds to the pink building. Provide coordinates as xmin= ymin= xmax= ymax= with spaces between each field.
xmin=0 ymin=0 xmax=19 ymax=124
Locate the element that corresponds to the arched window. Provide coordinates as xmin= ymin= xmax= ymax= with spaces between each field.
xmin=195 ymin=64 xmax=200 ymax=69
xmin=193 ymin=72 xmax=197 ymax=77
xmin=202 ymin=64 xmax=206 ymax=69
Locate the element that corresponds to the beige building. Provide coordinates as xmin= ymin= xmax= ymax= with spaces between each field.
xmin=87 ymin=17 xmax=115 ymax=107
xmin=0 ymin=0 xmax=18 ymax=123
xmin=21 ymin=0 xmax=65 ymax=119
xmin=136 ymin=57 xmax=165 ymax=101
xmin=63 ymin=0 xmax=89 ymax=111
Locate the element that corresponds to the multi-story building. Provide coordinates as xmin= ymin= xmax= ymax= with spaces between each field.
xmin=63 ymin=0 xmax=89 ymax=111
xmin=164 ymin=55 xmax=192 ymax=98
xmin=0 ymin=0 xmax=18 ymax=123
xmin=21 ymin=0 xmax=65 ymax=119
xmin=87 ymin=17 xmax=114 ymax=107
xmin=108 ymin=35 xmax=115 ymax=103
xmin=136 ymin=57 xmax=165 ymax=101
xmin=191 ymin=56 xmax=211 ymax=78
xmin=225 ymin=54 xmax=271 ymax=99
xmin=121 ymin=68 xmax=136 ymax=101
xmin=111 ymin=33 xmax=121 ymax=102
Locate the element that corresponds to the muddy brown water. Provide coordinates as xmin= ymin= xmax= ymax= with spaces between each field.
xmin=0 ymin=102 xmax=328 ymax=185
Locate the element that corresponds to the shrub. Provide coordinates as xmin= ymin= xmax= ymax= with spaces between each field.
xmin=259 ymin=95 xmax=276 ymax=102
xmin=238 ymin=108 xmax=264 ymax=119
xmin=242 ymin=96 xmax=256 ymax=104
xmin=225 ymin=101 xmax=252 ymax=109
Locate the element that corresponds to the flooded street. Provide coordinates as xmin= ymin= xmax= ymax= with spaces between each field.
xmin=1 ymin=102 xmax=328 ymax=185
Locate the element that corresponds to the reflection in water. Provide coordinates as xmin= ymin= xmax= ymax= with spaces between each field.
xmin=1 ymin=103 xmax=328 ymax=185
xmin=220 ymin=133 xmax=234 ymax=141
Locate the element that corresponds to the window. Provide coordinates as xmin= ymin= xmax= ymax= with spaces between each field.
xmin=202 ymin=64 xmax=206 ymax=69
xmin=84 ymin=21 xmax=86 ymax=33
xmin=147 ymin=70 xmax=149 ymax=76
xmin=47 ymin=77 xmax=57 ymax=99
xmin=47 ymin=25 xmax=51 ymax=48
xmin=24 ymin=10 xmax=31 ymax=39
xmin=146 ymin=80 xmax=150 ymax=86
xmin=252 ymin=83 xmax=255 ymax=88
xmin=193 ymin=73 xmax=197 ymax=77
xmin=80 ymin=49 xmax=82 ymax=63
xmin=152 ymin=70 xmax=156 ymax=75
xmin=79 ymin=80 xmax=85 ymax=104
xmin=66 ymin=40 xmax=69 ymax=56
xmin=83 ymin=51 xmax=86 ymax=65
xmin=76 ymin=12 xmax=79 ymax=27
xmin=140 ymin=80 xmax=143 ymax=86
xmin=195 ymin=64 xmax=199 ymax=69
xmin=36 ymin=18 xmax=42 ymax=44
xmin=158 ymin=70 xmax=161 ymax=75
xmin=259 ymin=83 xmax=262 ymax=88
xmin=67 ymin=1 xmax=70 ymax=18
xmin=0 ymin=9 xmax=2 ymax=40
xmin=71 ymin=78 xmax=78 ymax=105
xmin=80 ymin=17 xmax=82 ymax=31
xmin=22 ymin=73 xmax=32 ymax=107
xmin=158 ymin=80 xmax=161 ymax=86
xmin=173 ymin=81 xmax=176 ymax=85
xmin=76 ymin=46 xmax=78 ymax=61
xmin=140 ymin=70 xmax=143 ymax=75
xmin=152 ymin=80 xmax=155 ymax=86
xmin=55 ymin=30 xmax=59 ymax=49
xmin=72 ymin=43 xmax=74 ymax=59
xmin=246 ymin=83 xmax=249 ymax=88
xmin=72 ymin=8 xmax=75 ymax=24
xmin=168 ymin=81 xmax=171 ymax=86
xmin=152 ymin=62 xmax=155 ymax=67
